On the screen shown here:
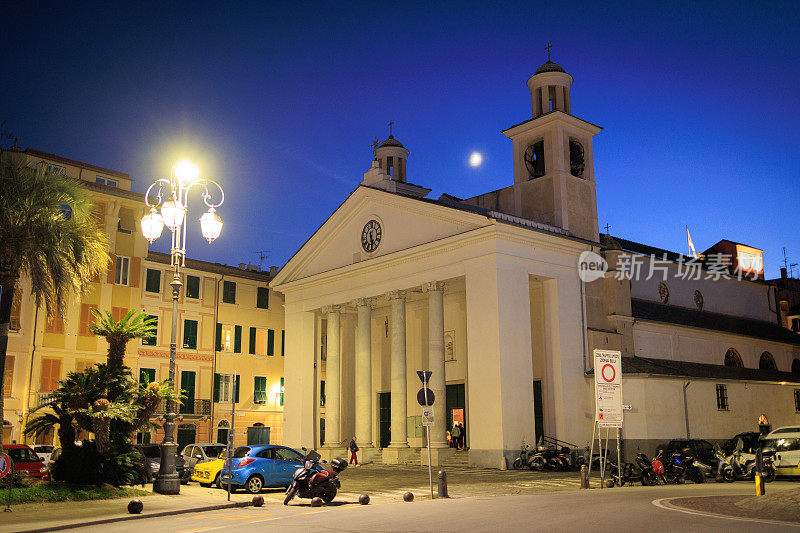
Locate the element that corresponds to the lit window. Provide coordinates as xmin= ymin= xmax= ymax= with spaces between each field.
xmin=221 ymin=325 xmax=235 ymax=352
xmin=115 ymin=256 xmax=130 ymax=286
xmin=95 ymin=176 xmax=118 ymax=188
xmin=716 ymin=384 xmax=728 ymax=411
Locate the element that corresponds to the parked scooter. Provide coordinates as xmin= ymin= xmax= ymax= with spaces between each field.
xmin=284 ymin=450 xmax=347 ymax=505
xmin=512 ymin=444 xmax=534 ymax=470
xmin=652 ymin=449 xmax=685 ymax=484
xmin=611 ymin=453 xmax=658 ymax=486
xmin=720 ymin=440 xmax=776 ymax=483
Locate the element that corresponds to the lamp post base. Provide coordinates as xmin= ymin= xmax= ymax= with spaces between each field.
xmin=153 ymin=473 xmax=181 ymax=495
xmin=153 ymin=441 xmax=180 ymax=495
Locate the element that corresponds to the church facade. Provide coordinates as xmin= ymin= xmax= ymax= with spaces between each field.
xmin=271 ymin=59 xmax=800 ymax=468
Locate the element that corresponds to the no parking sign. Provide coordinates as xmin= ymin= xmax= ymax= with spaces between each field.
xmin=594 ymin=349 xmax=623 ymax=428
xmin=0 ymin=453 xmax=10 ymax=480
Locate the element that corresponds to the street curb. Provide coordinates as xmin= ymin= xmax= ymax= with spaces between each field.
xmin=16 ymin=501 xmax=253 ymax=533
xmin=652 ymin=497 xmax=800 ymax=528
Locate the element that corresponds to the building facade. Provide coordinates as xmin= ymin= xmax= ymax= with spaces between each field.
xmin=1 ymin=148 xmax=286 ymax=449
xmin=272 ymin=58 xmax=800 ymax=468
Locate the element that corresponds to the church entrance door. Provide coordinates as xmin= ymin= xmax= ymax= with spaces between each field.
xmin=378 ymin=393 xmax=390 ymax=448
xmin=446 ymin=384 xmax=466 ymax=447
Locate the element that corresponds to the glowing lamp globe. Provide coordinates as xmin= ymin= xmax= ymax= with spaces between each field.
xmin=160 ymin=200 xmax=186 ymax=229
xmin=174 ymin=160 xmax=199 ymax=184
xmin=140 ymin=207 xmax=164 ymax=242
xmin=199 ymin=207 xmax=223 ymax=243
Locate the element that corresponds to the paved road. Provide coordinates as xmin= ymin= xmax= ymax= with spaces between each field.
xmin=74 ymin=482 xmax=799 ymax=532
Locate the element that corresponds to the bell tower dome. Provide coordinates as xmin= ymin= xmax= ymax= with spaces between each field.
xmin=360 ymin=122 xmax=431 ymax=198
xmin=500 ymin=47 xmax=602 ymax=242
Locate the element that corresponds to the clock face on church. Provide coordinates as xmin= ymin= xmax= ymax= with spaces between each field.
xmin=361 ymin=219 xmax=382 ymax=252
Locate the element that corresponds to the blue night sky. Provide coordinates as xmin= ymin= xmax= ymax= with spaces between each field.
xmin=2 ymin=1 xmax=799 ymax=278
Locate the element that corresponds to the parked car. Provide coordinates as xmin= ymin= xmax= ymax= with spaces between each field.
xmin=191 ymin=448 xmax=228 ymax=488
xmin=657 ymin=439 xmax=719 ymax=468
xmin=3 ymin=444 xmax=49 ymax=480
xmin=721 ymin=432 xmax=762 ymax=456
xmin=33 ymin=445 xmax=55 ymax=468
xmin=182 ymin=443 xmax=227 ymax=471
xmin=134 ymin=444 xmax=190 ymax=484
xmin=220 ymin=445 xmax=318 ymax=494
xmin=760 ymin=426 xmax=800 ymax=476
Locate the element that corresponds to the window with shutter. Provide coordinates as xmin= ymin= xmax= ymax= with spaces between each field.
xmin=185 ymin=275 xmax=200 ymax=299
xmin=9 ymin=290 xmax=22 ymax=331
xmin=40 ymin=358 xmax=61 ymax=392
xmin=3 ymin=356 xmax=14 ymax=397
xmin=139 ymin=368 xmax=156 ymax=384
xmin=235 ymin=375 xmax=240 ymax=403
xmin=79 ymin=303 xmax=99 ymax=336
xmin=183 ymin=320 xmax=198 ymax=350
xmin=222 ymin=281 xmax=236 ymax=304
xmin=141 ymin=315 xmax=158 ymax=346
xmin=145 ymin=269 xmax=161 ymax=293
xmin=254 ymin=376 xmax=267 ymax=404
xmin=234 ymin=325 xmax=242 ymax=353
xmin=180 ymin=371 xmax=196 ymax=414
xmin=256 ymin=287 xmax=269 ymax=309
xmin=267 ymin=329 xmax=275 ymax=356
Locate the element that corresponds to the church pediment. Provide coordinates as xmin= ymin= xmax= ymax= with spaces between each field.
xmin=271 ymin=185 xmax=488 ymax=287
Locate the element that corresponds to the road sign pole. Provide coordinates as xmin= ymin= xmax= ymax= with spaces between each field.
xmin=423 ymin=374 xmax=433 ymax=499
xmin=5 ymin=457 xmax=12 ymax=512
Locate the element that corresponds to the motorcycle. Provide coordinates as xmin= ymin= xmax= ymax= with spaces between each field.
xmin=284 ymin=449 xmax=347 ymax=505
xmin=679 ymin=447 xmax=716 ymax=483
xmin=611 ymin=453 xmax=658 ymax=486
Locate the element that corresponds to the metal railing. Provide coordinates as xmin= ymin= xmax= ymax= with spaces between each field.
xmin=38 ymin=392 xmax=56 ymax=408
xmin=154 ymin=398 xmax=211 ymax=416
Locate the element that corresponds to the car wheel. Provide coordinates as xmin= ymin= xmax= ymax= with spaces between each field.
xmin=245 ymin=475 xmax=263 ymax=494
xmin=214 ymin=473 xmax=222 ymax=489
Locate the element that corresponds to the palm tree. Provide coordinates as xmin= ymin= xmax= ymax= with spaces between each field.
xmin=89 ymin=309 xmax=157 ymax=375
xmin=0 ymin=160 xmax=108 ymax=431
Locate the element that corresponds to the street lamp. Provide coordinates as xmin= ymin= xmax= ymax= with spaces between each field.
xmin=141 ymin=160 xmax=224 ymax=494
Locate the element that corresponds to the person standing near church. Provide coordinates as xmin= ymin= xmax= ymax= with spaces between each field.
xmin=349 ymin=437 xmax=359 ymax=466
xmin=452 ymin=422 xmax=462 ymax=450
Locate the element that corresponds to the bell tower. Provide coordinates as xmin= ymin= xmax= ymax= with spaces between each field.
xmin=501 ymin=48 xmax=601 ymax=242
xmin=360 ymin=122 xmax=431 ymax=198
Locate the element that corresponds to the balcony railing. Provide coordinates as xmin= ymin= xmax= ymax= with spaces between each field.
xmin=38 ymin=392 xmax=56 ymax=408
xmin=154 ymin=398 xmax=211 ymax=417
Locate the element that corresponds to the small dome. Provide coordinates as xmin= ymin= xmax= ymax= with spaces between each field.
xmin=534 ymin=60 xmax=566 ymax=75
xmin=378 ymin=135 xmax=405 ymax=149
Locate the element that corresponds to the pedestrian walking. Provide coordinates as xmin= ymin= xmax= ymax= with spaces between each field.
xmin=452 ymin=422 xmax=462 ymax=450
xmin=349 ymin=437 xmax=359 ymax=466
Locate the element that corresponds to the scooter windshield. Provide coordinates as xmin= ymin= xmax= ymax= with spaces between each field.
xmin=305 ymin=450 xmax=321 ymax=462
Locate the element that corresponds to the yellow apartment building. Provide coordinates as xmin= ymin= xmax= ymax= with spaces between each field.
xmin=1 ymin=147 xmax=285 ymax=448
xmin=137 ymin=252 xmax=286 ymax=449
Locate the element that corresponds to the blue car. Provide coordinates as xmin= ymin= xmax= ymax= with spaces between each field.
xmin=220 ymin=444 xmax=318 ymax=494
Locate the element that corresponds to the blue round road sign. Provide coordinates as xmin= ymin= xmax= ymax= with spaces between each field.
xmin=0 ymin=453 xmax=11 ymax=479
xmin=417 ymin=388 xmax=435 ymax=406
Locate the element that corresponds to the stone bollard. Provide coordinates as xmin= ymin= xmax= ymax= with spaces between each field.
xmin=437 ymin=470 xmax=449 ymax=498
xmin=403 ymin=492 xmax=414 ymax=502
xmin=127 ymin=499 xmax=143 ymax=514
xmin=359 ymin=494 xmax=370 ymax=505
xmin=311 ymin=497 xmax=324 ymax=507
xmin=252 ymin=495 xmax=264 ymax=507
xmin=580 ymin=465 xmax=589 ymax=489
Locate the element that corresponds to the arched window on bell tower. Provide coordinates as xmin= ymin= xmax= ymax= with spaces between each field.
xmin=569 ymin=139 xmax=585 ymax=178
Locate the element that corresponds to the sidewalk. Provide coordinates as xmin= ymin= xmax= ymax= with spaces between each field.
xmin=0 ymin=485 xmax=255 ymax=533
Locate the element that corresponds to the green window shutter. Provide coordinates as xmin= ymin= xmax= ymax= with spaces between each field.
xmin=139 ymin=368 xmax=155 ymax=384
xmin=320 ymin=380 xmax=325 ymax=406
xmin=267 ymin=329 xmax=275 ymax=356
xmin=254 ymin=376 xmax=266 ymax=404
xmin=280 ymin=377 xmax=284 ymax=406
xmin=249 ymin=327 xmax=256 ymax=354
xmin=256 ymin=287 xmax=269 ymax=309
xmin=213 ymin=373 xmax=220 ymax=402
xmin=234 ymin=374 xmax=241 ymax=404
xmin=215 ymin=323 xmax=222 ymax=351
xmin=180 ymin=371 xmax=196 ymax=414
xmin=281 ymin=330 xmax=285 ymax=356
xmin=145 ymin=269 xmax=161 ymax=293
xmin=234 ymin=325 xmax=242 ymax=353
xmin=183 ymin=320 xmax=198 ymax=350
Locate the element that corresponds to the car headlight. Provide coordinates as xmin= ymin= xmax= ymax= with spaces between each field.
xmin=40 ymin=466 xmax=48 ymax=472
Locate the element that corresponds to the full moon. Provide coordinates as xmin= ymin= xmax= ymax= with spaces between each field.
xmin=469 ymin=152 xmax=483 ymax=167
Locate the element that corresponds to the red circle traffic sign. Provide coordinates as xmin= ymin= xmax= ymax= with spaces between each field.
xmin=0 ymin=453 xmax=11 ymax=479
xmin=601 ymin=364 xmax=616 ymax=383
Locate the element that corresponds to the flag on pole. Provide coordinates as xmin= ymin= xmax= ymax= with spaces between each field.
xmin=686 ymin=226 xmax=698 ymax=258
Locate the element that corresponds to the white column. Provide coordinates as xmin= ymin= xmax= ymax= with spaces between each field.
xmin=323 ymin=306 xmax=341 ymax=447
xmin=387 ymin=291 xmax=408 ymax=447
xmin=424 ymin=281 xmax=447 ymax=447
xmin=354 ymin=298 xmax=373 ymax=447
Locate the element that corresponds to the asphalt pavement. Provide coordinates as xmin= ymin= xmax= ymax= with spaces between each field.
xmin=63 ymin=482 xmax=800 ymax=532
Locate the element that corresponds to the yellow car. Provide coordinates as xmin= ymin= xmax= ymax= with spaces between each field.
xmin=191 ymin=450 xmax=228 ymax=488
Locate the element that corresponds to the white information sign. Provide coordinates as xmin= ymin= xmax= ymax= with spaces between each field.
xmin=421 ymin=405 xmax=434 ymax=427
xmin=594 ymin=349 xmax=623 ymax=428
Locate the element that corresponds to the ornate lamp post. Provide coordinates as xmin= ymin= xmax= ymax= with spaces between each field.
xmin=141 ymin=160 xmax=224 ymax=494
